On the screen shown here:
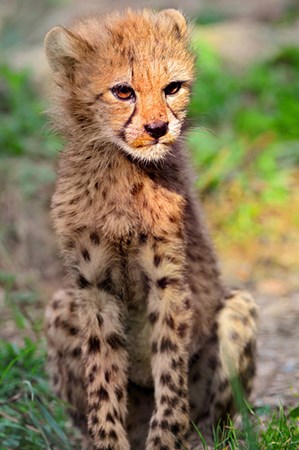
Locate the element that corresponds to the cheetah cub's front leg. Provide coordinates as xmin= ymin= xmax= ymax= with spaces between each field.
xmin=60 ymin=233 xmax=130 ymax=450
xmin=139 ymin=235 xmax=192 ymax=450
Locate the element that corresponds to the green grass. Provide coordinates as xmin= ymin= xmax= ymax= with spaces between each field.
xmin=187 ymin=41 xmax=299 ymax=262
xmin=0 ymin=64 xmax=60 ymax=158
xmin=0 ymin=339 xmax=73 ymax=450
xmin=191 ymin=379 xmax=299 ymax=450
xmin=0 ymin=272 xmax=75 ymax=449
xmin=188 ymin=42 xmax=299 ymax=194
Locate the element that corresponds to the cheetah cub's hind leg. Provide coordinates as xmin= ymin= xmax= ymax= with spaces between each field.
xmin=188 ymin=289 xmax=258 ymax=449
xmin=45 ymin=289 xmax=88 ymax=440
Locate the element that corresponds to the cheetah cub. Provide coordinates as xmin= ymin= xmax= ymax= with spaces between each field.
xmin=44 ymin=9 xmax=258 ymax=450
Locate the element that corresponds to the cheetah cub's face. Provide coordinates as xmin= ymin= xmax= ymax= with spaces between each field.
xmin=45 ymin=9 xmax=195 ymax=161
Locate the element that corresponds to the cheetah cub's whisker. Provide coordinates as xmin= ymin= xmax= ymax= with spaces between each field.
xmin=44 ymin=9 xmax=258 ymax=450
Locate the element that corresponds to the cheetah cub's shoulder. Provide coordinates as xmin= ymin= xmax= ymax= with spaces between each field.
xmin=45 ymin=9 xmax=257 ymax=450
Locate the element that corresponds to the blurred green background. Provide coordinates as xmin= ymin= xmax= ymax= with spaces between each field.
xmin=0 ymin=0 xmax=299 ymax=448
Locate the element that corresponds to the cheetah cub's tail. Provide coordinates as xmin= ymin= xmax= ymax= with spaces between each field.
xmin=217 ymin=289 xmax=258 ymax=395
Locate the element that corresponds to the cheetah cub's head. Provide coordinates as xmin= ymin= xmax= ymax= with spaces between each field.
xmin=45 ymin=9 xmax=195 ymax=161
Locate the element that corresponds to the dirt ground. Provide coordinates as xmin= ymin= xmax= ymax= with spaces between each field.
xmin=1 ymin=0 xmax=298 ymax=417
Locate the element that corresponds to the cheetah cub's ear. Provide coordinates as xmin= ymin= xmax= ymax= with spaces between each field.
xmin=44 ymin=26 xmax=89 ymax=81
xmin=159 ymin=9 xmax=187 ymax=37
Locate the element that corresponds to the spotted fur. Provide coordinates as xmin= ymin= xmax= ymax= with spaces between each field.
xmin=44 ymin=9 xmax=258 ymax=450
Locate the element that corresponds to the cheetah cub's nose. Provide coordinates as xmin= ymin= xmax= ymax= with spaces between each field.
xmin=144 ymin=121 xmax=169 ymax=139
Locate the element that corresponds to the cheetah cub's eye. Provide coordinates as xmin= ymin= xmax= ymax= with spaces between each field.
xmin=111 ymin=83 xmax=136 ymax=101
xmin=164 ymin=81 xmax=182 ymax=96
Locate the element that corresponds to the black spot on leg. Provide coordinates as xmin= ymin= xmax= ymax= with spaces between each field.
xmin=98 ymin=428 xmax=107 ymax=439
xmin=177 ymin=323 xmax=188 ymax=338
xmin=77 ymin=273 xmax=91 ymax=289
xmin=163 ymin=408 xmax=172 ymax=417
xmin=160 ymin=372 xmax=172 ymax=386
xmin=169 ymin=397 xmax=179 ymax=408
xmin=151 ymin=419 xmax=158 ymax=429
xmin=157 ymin=277 xmax=180 ymax=289
xmin=153 ymin=254 xmax=162 ymax=267
xmin=107 ymin=332 xmax=126 ymax=350
xmin=112 ymin=407 xmax=119 ymax=419
xmin=142 ymin=272 xmax=151 ymax=297
xmin=139 ymin=233 xmax=148 ymax=244
xmin=81 ymin=248 xmax=90 ymax=261
xmin=111 ymin=364 xmax=119 ymax=373
xmin=243 ymin=341 xmax=254 ymax=358
xmin=89 ymin=372 xmax=95 ymax=383
xmin=91 ymin=414 xmax=98 ymax=425
xmin=151 ymin=341 xmax=158 ymax=353
xmin=52 ymin=299 xmax=61 ymax=309
xmin=106 ymin=412 xmax=115 ymax=424
xmin=171 ymin=357 xmax=183 ymax=370
xmin=115 ymin=387 xmax=124 ymax=401
xmin=160 ymin=395 xmax=168 ymax=404
xmin=71 ymin=347 xmax=81 ymax=358
xmin=88 ymin=336 xmax=101 ymax=353
xmin=69 ymin=326 xmax=79 ymax=335
xmin=160 ymin=420 xmax=169 ymax=430
xmin=91 ymin=364 xmax=97 ymax=373
xmin=153 ymin=436 xmax=162 ymax=445
xmin=87 ymin=402 xmax=98 ymax=413
xmin=148 ymin=311 xmax=159 ymax=324
xmin=69 ymin=301 xmax=77 ymax=313
xmin=98 ymin=386 xmax=109 ymax=401
xmin=108 ymin=430 xmax=118 ymax=441
xmin=90 ymin=231 xmax=100 ymax=245
xmin=189 ymin=350 xmax=202 ymax=367
xmin=65 ymin=239 xmax=75 ymax=250
xmin=183 ymin=298 xmax=191 ymax=310
xmin=97 ymin=268 xmax=115 ymax=295
xmin=181 ymin=402 xmax=188 ymax=414
xmin=164 ymin=315 xmax=175 ymax=329
xmin=157 ymin=277 xmax=169 ymax=289
xmin=160 ymin=337 xmax=178 ymax=353
xmin=170 ymin=422 xmax=180 ymax=434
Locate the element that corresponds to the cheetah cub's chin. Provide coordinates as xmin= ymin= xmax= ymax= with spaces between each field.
xmin=45 ymin=8 xmax=258 ymax=450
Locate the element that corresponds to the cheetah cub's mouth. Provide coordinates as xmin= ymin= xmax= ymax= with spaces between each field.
xmin=44 ymin=9 xmax=195 ymax=162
